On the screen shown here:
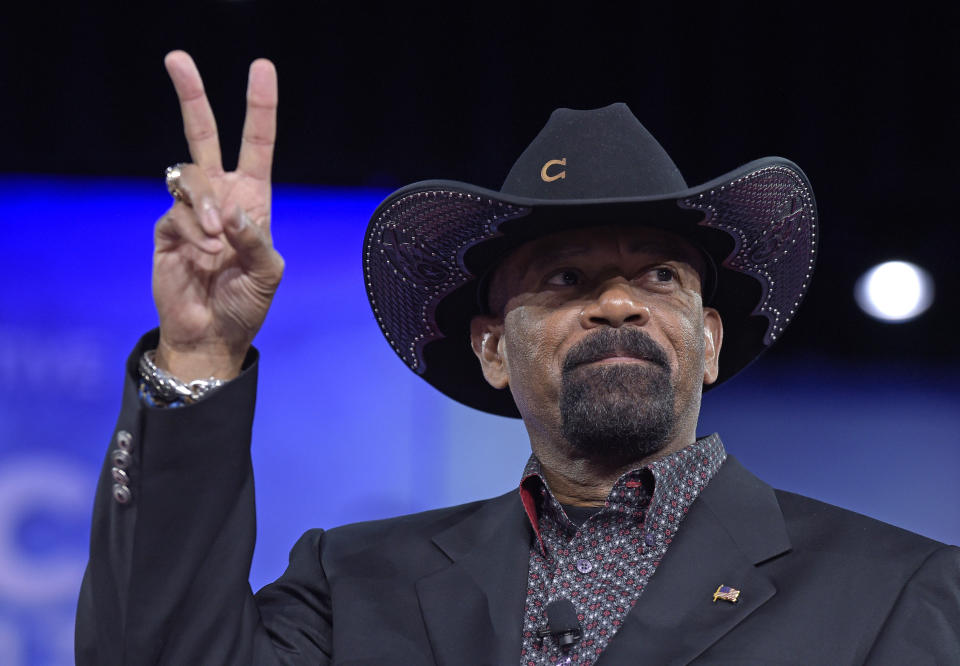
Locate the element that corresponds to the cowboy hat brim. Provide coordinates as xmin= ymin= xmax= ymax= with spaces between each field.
xmin=363 ymin=156 xmax=817 ymax=418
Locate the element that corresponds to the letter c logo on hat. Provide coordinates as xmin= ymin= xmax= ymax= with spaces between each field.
xmin=540 ymin=158 xmax=567 ymax=182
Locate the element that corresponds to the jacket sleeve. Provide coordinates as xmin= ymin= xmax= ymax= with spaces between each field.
xmin=864 ymin=544 xmax=960 ymax=664
xmin=75 ymin=330 xmax=333 ymax=665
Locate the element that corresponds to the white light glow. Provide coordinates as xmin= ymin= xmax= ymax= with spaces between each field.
xmin=854 ymin=260 xmax=934 ymax=322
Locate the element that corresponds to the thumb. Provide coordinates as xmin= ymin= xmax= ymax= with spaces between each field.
xmin=223 ymin=207 xmax=284 ymax=279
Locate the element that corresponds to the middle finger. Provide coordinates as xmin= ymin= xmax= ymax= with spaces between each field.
xmin=165 ymin=51 xmax=224 ymax=174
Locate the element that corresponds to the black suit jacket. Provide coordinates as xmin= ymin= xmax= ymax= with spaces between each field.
xmin=77 ymin=333 xmax=960 ymax=664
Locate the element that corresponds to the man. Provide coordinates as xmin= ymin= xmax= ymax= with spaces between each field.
xmin=77 ymin=51 xmax=959 ymax=664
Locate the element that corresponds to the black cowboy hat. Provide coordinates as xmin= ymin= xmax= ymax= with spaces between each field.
xmin=363 ymin=103 xmax=817 ymax=418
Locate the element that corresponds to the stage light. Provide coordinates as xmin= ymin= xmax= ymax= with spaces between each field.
xmin=854 ymin=260 xmax=934 ymax=322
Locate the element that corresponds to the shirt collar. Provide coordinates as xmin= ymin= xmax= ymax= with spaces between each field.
xmin=518 ymin=433 xmax=727 ymax=554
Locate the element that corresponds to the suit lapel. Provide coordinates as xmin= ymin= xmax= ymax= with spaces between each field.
xmin=414 ymin=456 xmax=790 ymax=665
xmin=599 ymin=455 xmax=792 ymax=664
xmin=416 ymin=491 xmax=532 ymax=666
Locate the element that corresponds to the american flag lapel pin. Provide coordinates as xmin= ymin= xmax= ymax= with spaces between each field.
xmin=713 ymin=585 xmax=740 ymax=603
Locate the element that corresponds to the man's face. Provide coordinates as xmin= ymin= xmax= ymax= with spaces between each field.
xmin=470 ymin=225 xmax=723 ymax=467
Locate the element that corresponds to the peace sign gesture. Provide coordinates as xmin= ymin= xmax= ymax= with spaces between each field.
xmin=152 ymin=51 xmax=284 ymax=382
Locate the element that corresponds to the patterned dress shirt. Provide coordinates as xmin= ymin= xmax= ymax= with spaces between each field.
xmin=518 ymin=434 xmax=727 ymax=665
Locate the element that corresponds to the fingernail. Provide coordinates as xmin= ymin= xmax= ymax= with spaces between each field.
xmin=202 ymin=237 xmax=224 ymax=253
xmin=201 ymin=200 xmax=222 ymax=234
xmin=229 ymin=207 xmax=249 ymax=232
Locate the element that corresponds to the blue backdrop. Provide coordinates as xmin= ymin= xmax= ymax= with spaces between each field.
xmin=0 ymin=177 xmax=957 ymax=665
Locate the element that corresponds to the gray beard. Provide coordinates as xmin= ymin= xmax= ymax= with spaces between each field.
xmin=559 ymin=362 xmax=676 ymax=468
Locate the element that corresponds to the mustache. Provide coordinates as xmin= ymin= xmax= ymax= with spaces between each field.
xmin=562 ymin=327 xmax=669 ymax=373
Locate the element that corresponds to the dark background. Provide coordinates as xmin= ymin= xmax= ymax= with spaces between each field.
xmin=2 ymin=2 xmax=958 ymax=365
xmin=1 ymin=7 xmax=957 ymax=663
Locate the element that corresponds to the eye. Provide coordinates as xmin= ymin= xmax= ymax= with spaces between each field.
xmin=653 ymin=267 xmax=676 ymax=282
xmin=545 ymin=268 xmax=582 ymax=286
xmin=638 ymin=265 xmax=679 ymax=286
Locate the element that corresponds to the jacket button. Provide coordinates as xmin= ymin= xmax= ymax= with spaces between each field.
xmin=112 ymin=484 xmax=132 ymax=504
xmin=116 ymin=430 xmax=133 ymax=451
xmin=111 ymin=449 xmax=132 ymax=470
xmin=111 ymin=467 xmax=129 ymax=485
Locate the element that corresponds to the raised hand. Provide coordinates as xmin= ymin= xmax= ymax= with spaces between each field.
xmin=153 ymin=51 xmax=284 ymax=381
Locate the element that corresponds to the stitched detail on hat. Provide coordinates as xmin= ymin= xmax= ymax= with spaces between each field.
xmin=680 ymin=165 xmax=818 ymax=346
xmin=364 ymin=190 xmax=530 ymax=371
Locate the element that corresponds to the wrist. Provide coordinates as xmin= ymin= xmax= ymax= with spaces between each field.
xmin=154 ymin=337 xmax=247 ymax=381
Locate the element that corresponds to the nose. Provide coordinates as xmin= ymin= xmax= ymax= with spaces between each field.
xmin=578 ymin=279 xmax=650 ymax=329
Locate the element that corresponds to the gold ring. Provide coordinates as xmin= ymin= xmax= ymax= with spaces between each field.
xmin=165 ymin=163 xmax=188 ymax=203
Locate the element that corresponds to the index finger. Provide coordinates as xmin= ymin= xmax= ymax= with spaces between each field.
xmin=236 ymin=58 xmax=278 ymax=182
xmin=164 ymin=50 xmax=224 ymax=174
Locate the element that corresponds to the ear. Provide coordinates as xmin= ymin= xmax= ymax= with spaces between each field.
xmin=470 ymin=314 xmax=510 ymax=389
xmin=702 ymin=307 xmax=723 ymax=386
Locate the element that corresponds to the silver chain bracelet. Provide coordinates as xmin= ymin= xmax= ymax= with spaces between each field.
xmin=138 ymin=350 xmax=226 ymax=404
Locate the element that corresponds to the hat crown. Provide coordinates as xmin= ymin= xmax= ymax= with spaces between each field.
xmin=500 ymin=103 xmax=688 ymax=199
